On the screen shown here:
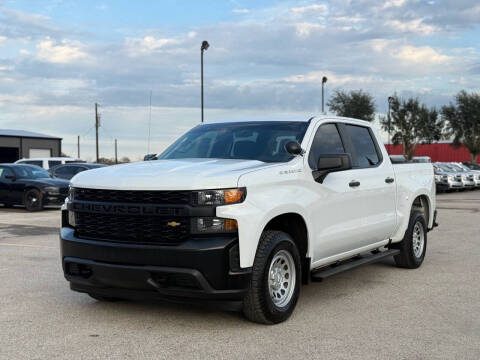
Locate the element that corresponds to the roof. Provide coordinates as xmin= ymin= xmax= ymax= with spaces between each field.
xmin=0 ymin=129 xmax=61 ymax=140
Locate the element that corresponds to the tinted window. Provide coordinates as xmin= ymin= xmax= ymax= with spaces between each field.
xmin=308 ymin=124 xmax=345 ymax=169
xmin=48 ymin=160 xmax=62 ymax=168
xmin=345 ymin=125 xmax=380 ymax=168
xmin=0 ymin=167 xmax=14 ymax=178
xmin=21 ymin=160 xmax=43 ymax=167
xmin=54 ymin=166 xmax=77 ymax=178
xmin=159 ymin=121 xmax=309 ymax=163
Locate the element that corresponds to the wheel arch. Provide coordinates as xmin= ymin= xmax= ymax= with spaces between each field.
xmin=262 ymin=212 xmax=310 ymax=284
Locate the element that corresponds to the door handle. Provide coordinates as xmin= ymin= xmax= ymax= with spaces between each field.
xmin=349 ymin=180 xmax=360 ymax=188
xmin=385 ymin=177 xmax=395 ymax=184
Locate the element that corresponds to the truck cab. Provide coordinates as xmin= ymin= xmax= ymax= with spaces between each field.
xmin=60 ymin=116 xmax=437 ymax=324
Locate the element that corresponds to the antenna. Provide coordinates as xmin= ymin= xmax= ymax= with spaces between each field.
xmin=147 ymin=90 xmax=152 ymax=153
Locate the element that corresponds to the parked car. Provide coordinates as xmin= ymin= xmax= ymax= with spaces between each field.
xmin=60 ymin=116 xmax=437 ymax=324
xmin=433 ymin=163 xmax=463 ymax=192
xmin=440 ymin=163 xmax=475 ymax=189
xmin=15 ymin=157 xmax=85 ymax=170
xmin=0 ymin=164 xmax=69 ymax=210
xmin=49 ymin=163 xmax=106 ymax=180
xmin=412 ymin=156 xmax=431 ymax=163
xmin=450 ymin=163 xmax=480 ymax=188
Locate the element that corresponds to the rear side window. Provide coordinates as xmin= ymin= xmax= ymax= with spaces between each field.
xmin=54 ymin=166 xmax=77 ymax=177
xmin=48 ymin=160 xmax=62 ymax=168
xmin=308 ymin=124 xmax=345 ymax=169
xmin=345 ymin=125 xmax=380 ymax=168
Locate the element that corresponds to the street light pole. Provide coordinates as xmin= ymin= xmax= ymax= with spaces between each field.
xmin=387 ymin=96 xmax=394 ymax=154
xmin=200 ymin=40 xmax=210 ymax=123
xmin=321 ymin=76 xmax=328 ymax=114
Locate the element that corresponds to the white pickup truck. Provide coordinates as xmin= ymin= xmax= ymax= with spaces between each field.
xmin=60 ymin=116 xmax=437 ymax=324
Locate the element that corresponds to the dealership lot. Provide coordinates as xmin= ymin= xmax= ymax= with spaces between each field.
xmin=0 ymin=192 xmax=479 ymax=360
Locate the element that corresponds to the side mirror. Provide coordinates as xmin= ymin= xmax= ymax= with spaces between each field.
xmin=5 ymin=174 xmax=16 ymax=181
xmin=285 ymin=141 xmax=304 ymax=156
xmin=313 ymin=154 xmax=352 ymax=183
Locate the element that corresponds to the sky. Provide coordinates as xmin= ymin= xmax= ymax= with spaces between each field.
xmin=0 ymin=0 xmax=479 ymax=161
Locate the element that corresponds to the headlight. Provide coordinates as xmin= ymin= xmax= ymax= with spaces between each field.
xmin=44 ymin=186 xmax=60 ymax=195
xmin=462 ymin=175 xmax=467 ymax=180
xmin=191 ymin=217 xmax=238 ymax=234
xmin=434 ymin=175 xmax=441 ymax=181
xmin=194 ymin=188 xmax=245 ymax=206
xmin=448 ymin=175 xmax=454 ymax=181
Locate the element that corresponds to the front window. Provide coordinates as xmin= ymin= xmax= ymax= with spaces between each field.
xmin=14 ymin=165 xmax=52 ymax=179
xmin=158 ymin=121 xmax=309 ymax=163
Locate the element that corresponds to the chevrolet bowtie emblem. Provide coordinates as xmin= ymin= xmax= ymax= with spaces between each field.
xmin=167 ymin=221 xmax=181 ymax=227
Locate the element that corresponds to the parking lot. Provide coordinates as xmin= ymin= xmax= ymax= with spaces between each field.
xmin=0 ymin=191 xmax=479 ymax=360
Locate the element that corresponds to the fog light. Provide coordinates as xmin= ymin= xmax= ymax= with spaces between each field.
xmin=192 ymin=217 xmax=237 ymax=234
xmin=68 ymin=211 xmax=76 ymax=227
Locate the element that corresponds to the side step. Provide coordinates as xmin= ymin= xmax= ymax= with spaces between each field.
xmin=311 ymin=249 xmax=400 ymax=282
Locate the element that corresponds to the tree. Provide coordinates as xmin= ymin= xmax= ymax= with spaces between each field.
xmin=120 ymin=156 xmax=131 ymax=163
xmin=441 ymin=90 xmax=480 ymax=163
xmin=380 ymin=95 xmax=444 ymax=160
xmin=327 ymin=89 xmax=376 ymax=121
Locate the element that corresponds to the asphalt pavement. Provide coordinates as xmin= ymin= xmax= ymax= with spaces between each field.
xmin=0 ymin=191 xmax=479 ymax=359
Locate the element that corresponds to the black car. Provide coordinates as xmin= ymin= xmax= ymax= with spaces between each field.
xmin=0 ymin=164 xmax=69 ymax=211
xmin=49 ymin=163 xmax=106 ymax=180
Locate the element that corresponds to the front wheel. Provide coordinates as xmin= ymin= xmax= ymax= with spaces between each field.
xmin=24 ymin=189 xmax=43 ymax=211
xmin=394 ymin=211 xmax=427 ymax=269
xmin=243 ymin=230 xmax=301 ymax=324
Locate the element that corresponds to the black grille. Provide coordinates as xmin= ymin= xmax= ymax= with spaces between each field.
xmin=73 ymin=188 xmax=192 ymax=205
xmin=76 ymin=212 xmax=190 ymax=245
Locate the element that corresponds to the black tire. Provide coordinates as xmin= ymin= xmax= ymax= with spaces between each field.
xmin=24 ymin=189 xmax=43 ymax=211
xmin=243 ymin=230 xmax=301 ymax=324
xmin=88 ymin=293 xmax=121 ymax=302
xmin=393 ymin=211 xmax=427 ymax=269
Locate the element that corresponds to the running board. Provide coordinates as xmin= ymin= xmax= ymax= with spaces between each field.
xmin=311 ymin=249 xmax=400 ymax=282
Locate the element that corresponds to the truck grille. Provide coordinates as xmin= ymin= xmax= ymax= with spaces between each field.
xmin=75 ymin=212 xmax=190 ymax=245
xmin=73 ymin=188 xmax=191 ymax=205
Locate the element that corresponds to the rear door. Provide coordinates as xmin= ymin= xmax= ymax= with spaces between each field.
xmin=338 ymin=123 xmax=397 ymax=247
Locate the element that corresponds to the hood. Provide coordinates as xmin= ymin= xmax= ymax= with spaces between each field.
xmin=26 ymin=178 xmax=70 ymax=187
xmin=70 ymin=158 xmax=272 ymax=190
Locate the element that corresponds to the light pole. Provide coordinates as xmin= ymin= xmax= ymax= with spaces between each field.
xmin=387 ymin=96 xmax=394 ymax=154
xmin=201 ymin=40 xmax=210 ymax=123
xmin=321 ymin=76 xmax=328 ymax=114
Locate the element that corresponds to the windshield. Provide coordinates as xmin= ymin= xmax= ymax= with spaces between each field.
xmin=158 ymin=121 xmax=309 ymax=163
xmin=14 ymin=165 xmax=52 ymax=179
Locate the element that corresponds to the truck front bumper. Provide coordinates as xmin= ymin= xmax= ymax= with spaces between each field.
xmin=60 ymin=227 xmax=251 ymax=309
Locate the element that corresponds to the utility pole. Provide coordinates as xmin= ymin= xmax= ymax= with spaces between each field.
xmin=115 ymin=139 xmax=118 ymax=164
xmin=95 ymin=103 xmax=99 ymax=162
xmin=77 ymin=135 xmax=80 ymax=158
xmin=200 ymin=40 xmax=210 ymax=123
xmin=321 ymin=76 xmax=328 ymax=114
xmin=387 ymin=96 xmax=394 ymax=154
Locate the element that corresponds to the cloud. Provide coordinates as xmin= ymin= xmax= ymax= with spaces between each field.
xmin=0 ymin=35 xmax=7 ymax=44
xmin=35 ymin=38 xmax=89 ymax=64
xmin=291 ymin=4 xmax=328 ymax=16
xmin=232 ymin=9 xmax=249 ymax=14
xmin=392 ymin=45 xmax=451 ymax=65
xmin=386 ymin=18 xmax=438 ymax=35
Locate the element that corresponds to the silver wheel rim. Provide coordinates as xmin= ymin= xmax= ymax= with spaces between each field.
xmin=412 ymin=222 xmax=425 ymax=258
xmin=268 ymin=250 xmax=296 ymax=308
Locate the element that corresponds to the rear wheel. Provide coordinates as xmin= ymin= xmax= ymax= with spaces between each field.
xmin=394 ymin=211 xmax=427 ymax=269
xmin=24 ymin=189 xmax=43 ymax=211
xmin=243 ymin=230 xmax=301 ymax=324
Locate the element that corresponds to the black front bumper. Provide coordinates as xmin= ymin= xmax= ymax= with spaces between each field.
xmin=60 ymin=227 xmax=251 ymax=308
